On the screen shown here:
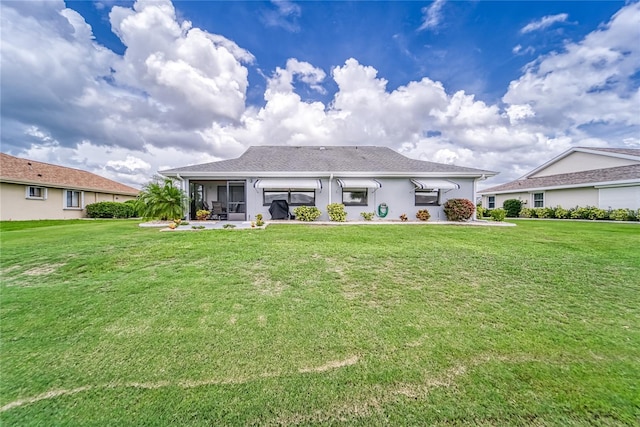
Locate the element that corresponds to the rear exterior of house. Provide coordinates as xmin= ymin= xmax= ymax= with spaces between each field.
xmin=0 ymin=153 xmax=140 ymax=221
xmin=479 ymin=147 xmax=640 ymax=211
xmin=160 ymin=146 xmax=496 ymax=222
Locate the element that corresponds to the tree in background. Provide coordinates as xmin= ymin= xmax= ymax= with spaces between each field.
xmin=136 ymin=176 xmax=188 ymax=220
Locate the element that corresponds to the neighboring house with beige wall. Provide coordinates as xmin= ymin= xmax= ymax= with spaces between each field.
xmin=479 ymin=147 xmax=640 ymax=210
xmin=0 ymin=153 xmax=139 ymax=221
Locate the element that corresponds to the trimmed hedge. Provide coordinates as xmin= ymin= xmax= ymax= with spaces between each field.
xmin=519 ymin=206 xmax=639 ymax=221
xmin=86 ymin=201 xmax=136 ymax=218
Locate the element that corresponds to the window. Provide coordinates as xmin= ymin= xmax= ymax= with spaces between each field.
xmin=342 ymin=189 xmax=368 ymax=206
xmin=415 ymin=190 xmax=440 ymax=206
xmin=263 ymin=190 xmax=315 ymax=206
xmin=26 ymin=186 xmax=46 ymax=200
xmin=488 ymin=196 xmax=495 ymax=209
xmin=65 ymin=190 xmax=83 ymax=209
xmin=533 ymin=193 xmax=544 ymax=208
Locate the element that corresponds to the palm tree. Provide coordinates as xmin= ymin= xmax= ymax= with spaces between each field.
xmin=136 ymin=177 xmax=188 ymax=220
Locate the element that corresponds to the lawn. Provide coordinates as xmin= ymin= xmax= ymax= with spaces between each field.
xmin=1 ymin=220 xmax=639 ymax=425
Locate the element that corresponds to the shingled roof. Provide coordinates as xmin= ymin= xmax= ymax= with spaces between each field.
xmin=479 ymin=164 xmax=640 ymax=194
xmin=161 ymin=146 xmax=495 ymax=177
xmin=578 ymin=147 xmax=640 ymax=157
xmin=0 ymin=153 xmax=140 ymax=196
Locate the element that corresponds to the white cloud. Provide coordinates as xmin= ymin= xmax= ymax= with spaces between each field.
xmin=520 ymin=13 xmax=569 ymax=34
xmin=261 ymin=1 xmax=301 ymax=32
xmin=418 ymin=0 xmax=446 ymax=32
xmin=505 ymin=2 xmax=640 ymax=130
xmin=1 ymin=0 xmax=254 ymax=181
xmin=267 ymin=58 xmax=327 ymax=96
xmin=1 ymin=0 xmax=638 ymax=192
xmin=512 ymin=44 xmax=535 ymax=55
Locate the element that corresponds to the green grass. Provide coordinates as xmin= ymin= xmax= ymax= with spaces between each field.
xmin=1 ymin=219 xmax=639 ymax=425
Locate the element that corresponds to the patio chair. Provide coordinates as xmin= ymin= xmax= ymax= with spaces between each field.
xmin=210 ymin=201 xmax=227 ymax=220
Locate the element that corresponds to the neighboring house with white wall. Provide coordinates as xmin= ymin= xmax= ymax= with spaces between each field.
xmin=159 ymin=145 xmax=496 ymax=221
xmin=479 ymin=147 xmax=640 ymax=210
xmin=0 ymin=153 xmax=139 ymax=221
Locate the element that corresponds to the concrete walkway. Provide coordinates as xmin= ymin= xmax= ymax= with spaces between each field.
xmin=140 ymin=219 xmax=515 ymax=231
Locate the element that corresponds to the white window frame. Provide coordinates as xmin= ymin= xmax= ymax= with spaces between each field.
xmin=25 ymin=186 xmax=47 ymax=200
xmin=532 ymin=192 xmax=544 ymax=208
xmin=415 ymin=189 xmax=441 ymax=206
xmin=342 ymin=188 xmax=368 ymax=206
xmin=64 ymin=190 xmax=84 ymax=210
xmin=487 ymin=196 xmax=495 ymax=209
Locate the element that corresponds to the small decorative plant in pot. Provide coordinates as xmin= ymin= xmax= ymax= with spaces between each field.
xmin=196 ymin=209 xmax=210 ymax=221
xmin=361 ymin=212 xmax=375 ymax=221
xmin=416 ymin=209 xmax=431 ymax=221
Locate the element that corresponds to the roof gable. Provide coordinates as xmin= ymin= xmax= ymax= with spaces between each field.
xmin=0 ymin=153 xmax=140 ymax=196
xmin=525 ymin=147 xmax=640 ymax=178
xmin=161 ymin=145 xmax=496 ymax=177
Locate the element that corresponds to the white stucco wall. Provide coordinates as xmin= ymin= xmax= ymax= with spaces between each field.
xmin=599 ymin=185 xmax=640 ymax=210
xmin=544 ymin=187 xmax=598 ymax=208
xmin=530 ymin=152 xmax=638 ymax=178
xmin=244 ymin=177 xmax=477 ymax=222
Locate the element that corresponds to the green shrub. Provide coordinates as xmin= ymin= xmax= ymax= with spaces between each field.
xmin=327 ymin=203 xmax=347 ymax=222
xmin=124 ymin=199 xmax=141 ymax=217
xmin=443 ymin=198 xmax=475 ymax=221
xmin=609 ymin=209 xmax=631 ymax=221
xmin=86 ymin=202 xmax=135 ymax=218
xmin=502 ymin=199 xmax=522 ymax=218
xmin=293 ymin=206 xmax=322 ymax=221
xmin=554 ymin=206 xmax=569 ymax=219
xmin=490 ymin=208 xmax=506 ymax=222
xmin=476 ymin=205 xmax=485 ymax=219
xmin=361 ymin=212 xmax=375 ymax=221
xmin=570 ymin=207 xmax=586 ymax=219
xmin=534 ymin=207 xmax=554 ymax=218
xmin=519 ymin=207 xmax=534 ymax=218
xmin=255 ymin=214 xmax=265 ymax=227
xmin=592 ymin=208 xmax=608 ymax=220
xmin=415 ymin=209 xmax=431 ymax=221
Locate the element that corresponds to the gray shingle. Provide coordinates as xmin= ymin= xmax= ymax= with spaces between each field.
xmin=480 ymin=164 xmax=640 ymax=193
xmin=577 ymin=147 xmax=640 ymax=157
xmin=161 ymin=146 xmax=493 ymax=175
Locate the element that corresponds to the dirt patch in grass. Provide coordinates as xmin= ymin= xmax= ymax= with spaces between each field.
xmin=22 ymin=263 xmax=65 ymax=276
xmin=299 ymin=355 xmax=359 ymax=373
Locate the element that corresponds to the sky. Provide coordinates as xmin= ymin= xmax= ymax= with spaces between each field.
xmin=1 ymin=0 xmax=639 ymax=189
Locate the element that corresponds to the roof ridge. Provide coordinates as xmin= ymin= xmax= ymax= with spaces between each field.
xmin=0 ymin=152 xmax=139 ymax=195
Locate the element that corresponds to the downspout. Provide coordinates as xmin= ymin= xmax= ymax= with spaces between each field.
xmin=176 ymin=174 xmax=187 ymax=219
xmin=328 ymin=173 xmax=333 ymax=205
xmin=473 ymin=174 xmax=486 ymax=221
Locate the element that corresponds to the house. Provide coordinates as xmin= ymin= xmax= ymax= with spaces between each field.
xmin=0 ymin=153 xmax=140 ymax=221
xmin=479 ymin=147 xmax=640 ymax=210
xmin=159 ymin=145 xmax=496 ymax=221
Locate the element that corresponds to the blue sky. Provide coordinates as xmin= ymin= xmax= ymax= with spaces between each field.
xmin=1 ymin=1 xmax=638 ymax=187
